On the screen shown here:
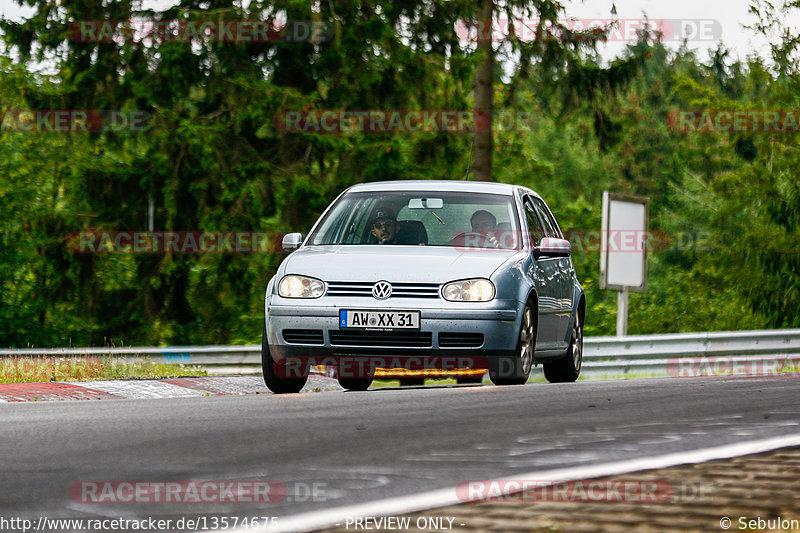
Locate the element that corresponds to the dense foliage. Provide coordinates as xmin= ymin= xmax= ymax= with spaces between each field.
xmin=1 ymin=0 xmax=798 ymax=346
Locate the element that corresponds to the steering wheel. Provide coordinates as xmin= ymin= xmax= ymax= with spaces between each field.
xmin=451 ymin=231 xmax=494 ymax=248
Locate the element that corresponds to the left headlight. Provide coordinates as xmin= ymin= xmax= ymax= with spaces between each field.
xmin=442 ymin=278 xmax=495 ymax=302
xmin=278 ymin=275 xmax=325 ymax=298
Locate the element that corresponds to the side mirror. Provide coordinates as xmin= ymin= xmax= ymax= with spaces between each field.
xmin=282 ymin=232 xmax=303 ymax=251
xmin=534 ymin=237 xmax=571 ymax=258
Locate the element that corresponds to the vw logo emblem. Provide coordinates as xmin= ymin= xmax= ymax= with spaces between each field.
xmin=372 ymin=281 xmax=393 ymax=300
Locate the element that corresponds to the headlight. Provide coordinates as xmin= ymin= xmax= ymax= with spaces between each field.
xmin=442 ymin=279 xmax=495 ymax=302
xmin=278 ymin=275 xmax=325 ymax=298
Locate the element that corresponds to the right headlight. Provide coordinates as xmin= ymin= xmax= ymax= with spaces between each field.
xmin=278 ymin=275 xmax=325 ymax=298
xmin=442 ymin=278 xmax=495 ymax=302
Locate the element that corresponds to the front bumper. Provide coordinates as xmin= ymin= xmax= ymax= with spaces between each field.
xmin=265 ymin=296 xmax=521 ymax=366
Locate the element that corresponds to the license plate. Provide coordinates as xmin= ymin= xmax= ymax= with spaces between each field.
xmin=339 ymin=310 xmax=420 ymax=330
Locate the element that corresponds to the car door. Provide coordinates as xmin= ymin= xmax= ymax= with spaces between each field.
xmin=531 ymin=196 xmax=573 ymax=344
xmin=523 ymin=195 xmax=562 ymax=347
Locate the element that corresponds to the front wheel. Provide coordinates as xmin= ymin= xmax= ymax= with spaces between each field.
xmin=262 ymin=326 xmax=308 ymax=394
xmin=490 ymin=304 xmax=535 ymax=386
xmin=544 ymin=311 xmax=583 ymax=383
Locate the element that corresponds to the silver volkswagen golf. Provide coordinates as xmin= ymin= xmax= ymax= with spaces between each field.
xmin=263 ymin=180 xmax=584 ymax=393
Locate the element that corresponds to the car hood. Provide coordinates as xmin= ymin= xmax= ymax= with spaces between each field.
xmin=282 ymin=245 xmax=521 ymax=283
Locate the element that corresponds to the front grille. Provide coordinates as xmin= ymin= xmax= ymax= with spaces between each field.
xmin=439 ymin=332 xmax=485 ymax=348
xmin=326 ymin=281 xmax=440 ymax=299
xmin=329 ymin=330 xmax=433 ymax=348
xmin=282 ymin=329 xmax=324 ymax=345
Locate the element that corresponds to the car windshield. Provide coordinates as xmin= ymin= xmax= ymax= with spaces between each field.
xmin=308 ymin=190 xmax=521 ymax=249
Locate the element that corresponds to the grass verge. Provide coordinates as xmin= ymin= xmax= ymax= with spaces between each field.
xmin=0 ymin=356 xmax=207 ymax=383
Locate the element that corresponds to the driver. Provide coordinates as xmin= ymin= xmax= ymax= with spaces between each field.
xmin=470 ymin=210 xmax=500 ymax=248
xmin=370 ymin=206 xmax=399 ymax=244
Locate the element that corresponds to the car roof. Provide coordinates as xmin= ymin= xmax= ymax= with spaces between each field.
xmin=346 ymin=180 xmax=533 ymax=196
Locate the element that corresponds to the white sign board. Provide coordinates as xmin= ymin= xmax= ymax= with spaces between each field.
xmin=600 ymin=192 xmax=649 ymax=292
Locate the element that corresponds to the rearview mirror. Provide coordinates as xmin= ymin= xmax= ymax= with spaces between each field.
xmin=534 ymin=237 xmax=571 ymax=258
xmin=408 ymin=198 xmax=444 ymax=209
xmin=282 ymin=232 xmax=303 ymax=251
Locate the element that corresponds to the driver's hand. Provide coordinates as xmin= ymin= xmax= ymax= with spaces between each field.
xmin=486 ymin=232 xmax=500 ymax=248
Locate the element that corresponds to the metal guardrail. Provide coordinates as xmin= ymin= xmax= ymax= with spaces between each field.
xmin=2 ymin=329 xmax=800 ymax=377
xmin=575 ymin=329 xmax=800 ymax=377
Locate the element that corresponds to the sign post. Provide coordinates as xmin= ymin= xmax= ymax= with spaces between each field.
xmin=600 ymin=192 xmax=649 ymax=337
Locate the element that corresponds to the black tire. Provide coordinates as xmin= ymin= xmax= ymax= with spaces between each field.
xmin=544 ymin=311 xmax=583 ymax=383
xmin=489 ymin=304 xmax=535 ymax=386
xmin=262 ymin=325 xmax=307 ymax=394
xmin=456 ymin=373 xmax=485 ymax=384
xmin=399 ymin=377 xmax=425 ymax=387
xmin=337 ymin=377 xmax=373 ymax=391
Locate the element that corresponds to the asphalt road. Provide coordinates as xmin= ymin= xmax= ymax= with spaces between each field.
xmin=1 ymin=377 xmax=799 ymax=526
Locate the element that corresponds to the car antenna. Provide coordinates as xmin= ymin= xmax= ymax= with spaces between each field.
xmin=464 ymin=137 xmax=474 ymax=181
